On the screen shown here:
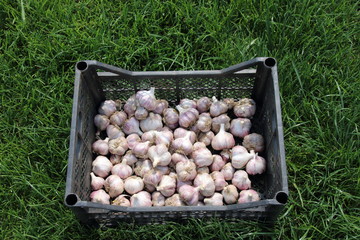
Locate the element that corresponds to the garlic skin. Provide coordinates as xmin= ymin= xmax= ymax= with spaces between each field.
xmin=98 ymin=100 xmax=117 ymax=117
xmin=178 ymin=185 xmax=200 ymax=206
xmin=246 ymin=154 xmax=266 ymax=175
xmin=90 ymin=189 xmax=110 ymax=204
xmin=157 ymin=174 xmax=177 ymax=197
xmin=123 ymin=117 xmax=143 ymax=136
xmin=153 ymin=99 xmax=169 ymax=115
xmin=124 ymin=95 xmax=137 ymax=117
xmin=196 ymin=113 xmax=212 ymax=133
xmin=197 ymin=166 xmax=210 ymax=174
xmin=110 ymin=111 xmax=127 ymax=127
xmin=198 ymin=131 xmax=214 ymax=146
xmin=130 ymin=191 xmax=152 ymax=207
xmin=110 ymin=154 xmax=122 ymax=165
xmin=134 ymin=106 xmax=149 ymax=120
xmin=163 ymin=108 xmax=179 ymax=129
xmin=94 ymin=114 xmax=110 ymax=131
xmin=155 ymin=166 xmax=171 ymax=175
xmin=136 ymin=87 xmax=157 ymax=111
xmin=165 ymin=194 xmax=184 ymax=206
xmin=194 ymin=173 xmax=215 ymax=197
xmin=92 ymin=138 xmax=109 ymax=155
xmin=221 ymin=163 xmax=235 ymax=181
xmin=196 ymin=97 xmax=212 ymax=113
xmin=112 ymin=194 xmax=131 ymax=207
xmin=204 ymin=193 xmax=224 ymax=206
xmin=211 ymin=123 xmax=235 ymax=150
xmin=140 ymin=113 xmax=163 ymax=132
xmin=230 ymin=118 xmax=251 ymax=138
xmin=174 ymin=128 xmax=196 ymax=144
xmin=134 ymin=160 xmax=153 ymax=177
xmin=193 ymin=142 xmax=207 ymax=151
xmin=171 ymin=153 xmax=188 ymax=165
xmin=231 ymin=146 xmax=255 ymax=169
xmin=132 ymin=141 xmax=151 ymax=158
xmin=155 ymin=130 xmax=173 ymax=147
xmin=141 ymin=130 xmax=157 ymax=144
xmin=106 ymin=125 xmax=125 ymax=139
xmin=171 ymin=132 xmax=193 ymax=155
xmin=126 ymin=134 xmax=141 ymax=149
xmin=222 ymin=185 xmax=239 ymax=204
xmin=211 ymin=171 xmax=228 ymax=191
xmin=238 ymin=189 xmax=260 ymax=204
xmin=124 ymin=176 xmax=144 ymax=195
xmin=233 ymin=98 xmax=256 ymax=118
xmin=210 ymin=154 xmax=226 ymax=172
xmin=148 ymin=144 xmax=171 ymax=167
xmin=143 ymin=169 xmax=163 ymax=188
xmin=232 ymin=170 xmax=251 ymax=190
xmin=104 ymin=175 xmax=124 ymax=198
xmin=92 ymin=156 xmax=113 ymax=178
xmin=210 ymin=96 xmax=228 ymax=117
xmin=122 ymin=151 xmax=138 ymax=165
xmin=152 ymin=191 xmax=165 ymax=206
xmin=180 ymin=98 xmax=197 ymax=109
xmin=220 ymin=149 xmax=231 ymax=163
xmin=192 ymin=147 xmax=213 ymax=167
xmin=242 ymin=133 xmax=265 ymax=152
xmin=111 ymin=162 xmax=133 ymax=179
xmin=176 ymin=106 xmax=199 ymax=128
xmin=176 ymin=160 xmax=197 ymax=181
xmin=90 ymin=172 xmax=105 ymax=190
xmin=211 ymin=114 xmax=231 ymax=133
xmin=223 ymin=98 xmax=236 ymax=109
xmin=108 ymin=137 xmax=128 ymax=156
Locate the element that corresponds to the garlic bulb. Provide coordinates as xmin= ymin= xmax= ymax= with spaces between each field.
xmin=90 ymin=172 xmax=105 ymax=190
xmin=223 ymin=98 xmax=235 ymax=109
xmin=131 ymin=191 xmax=152 ymax=207
xmin=134 ymin=106 xmax=149 ymax=120
xmin=143 ymin=169 xmax=163 ymax=188
xmin=152 ymin=191 xmax=165 ymax=206
xmin=176 ymin=106 xmax=199 ymax=128
xmin=106 ymin=125 xmax=125 ymax=139
xmin=193 ymin=173 xmax=215 ymax=197
xmin=220 ymin=149 xmax=231 ymax=163
xmin=134 ymin=160 xmax=152 ymax=177
xmin=196 ymin=97 xmax=212 ymax=113
xmin=163 ymin=108 xmax=179 ymax=129
xmin=108 ymin=137 xmax=128 ymax=156
xmin=165 ymin=194 xmax=184 ymax=206
xmin=136 ymin=87 xmax=157 ymax=111
xmin=155 ymin=130 xmax=173 ymax=147
xmin=92 ymin=138 xmax=109 ymax=155
xmin=171 ymin=132 xmax=193 ymax=155
xmin=192 ymin=147 xmax=213 ymax=167
xmin=126 ymin=134 xmax=141 ymax=149
xmin=204 ymin=193 xmax=224 ymax=206
xmin=221 ymin=162 xmax=235 ymax=181
xmin=90 ymin=189 xmax=110 ymax=204
xmin=145 ymin=183 xmax=156 ymax=193
xmin=110 ymin=111 xmax=127 ymax=127
xmin=155 ymin=166 xmax=171 ymax=175
xmin=222 ymin=185 xmax=239 ymax=204
xmin=210 ymin=96 xmax=228 ymax=117
xmin=176 ymin=160 xmax=197 ymax=181
xmin=230 ymin=118 xmax=251 ymax=138
xmin=94 ymin=114 xmax=110 ymax=131
xmin=211 ymin=114 xmax=231 ymax=133
xmin=178 ymin=185 xmax=200 ymax=206
xmin=210 ymin=154 xmax=226 ymax=172
xmin=198 ymin=131 xmax=214 ymax=146
xmin=124 ymin=95 xmax=137 ymax=117
xmin=197 ymin=166 xmax=209 ymax=174
xmin=141 ymin=130 xmax=157 ymax=144
xmin=104 ymin=175 xmax=124 ymax=198
xmin=176 ymin=179 xmax=192 ymax=192
xmin=171 ymin=153 xmax=188 ymax=165
xmin=174 ymin=128 xmax=196 ymax=144
xmin=92 ymin=156 xmax=113 ymax=178
xmin=153 ymin=99 xmax=169 ymax=114
xmin=148 ymin=144 xmax=171 ymax=167
xmin=238 ymin=189 xmax=260 ymax=203
xmin=140 ymin=113 xmax=163 ymax=132
xmin=232 ymin=170 xmax=251 ymax=190
xmin=132 ymin=141 xmax=151 ymax=158
xmin=110 ymin=154 xmax=121 ymax=165
xmin=123 ymin=117 xmax=143 ymax=136
xmin=122 ymin=150 xmax=138 ymax=165
xmin=246 ymin=154 xmax=266 ymax=175
xmin=211 ymin=123 xmax=235 ymax=150
xmin=180 ymin=98 xmax=197 ymax=109
xmin=196 ymin=113 xmax=212 ymax=133
xmin=157 ymin=174 xmax=176 ymax=197
xmin=112 ymin=194 xmax=131 ymax=207
xmin=193 ymin=142 xmax=207 ymax=151
xmin=231 ymin=146 xmax=255 ymax=169
xmin=233 ymin=98 xmax=256 ymax=118
xmin=111 ymin=162 xmax=133 ymax=179
xmin=98 ymin=100 xmax=117 ymax=117
xmin=242 ymin=133 xmax=265 ymax=152
xmin=124 ymin=176 xmax=144 ymax=195
xmin=211 ymin=171 xmax=228 ymax=191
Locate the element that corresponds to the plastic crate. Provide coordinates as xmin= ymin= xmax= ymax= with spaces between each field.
xmin=64 ymin=57 xmax=288 ymax=226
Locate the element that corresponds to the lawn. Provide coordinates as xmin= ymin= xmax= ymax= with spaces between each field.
xmin=0 ymin=0 xmax=359 ymax=239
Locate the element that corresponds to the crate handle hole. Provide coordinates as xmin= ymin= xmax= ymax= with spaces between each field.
xmin=65 ymin=194 xmax=79 ymax=206
xmin=77 ymin=61 xmax=88 ymax=71
xmin=265 ymin=58 xmax=276 ymax=68
xmin=275 ymin=191 xmax=288 ymax=204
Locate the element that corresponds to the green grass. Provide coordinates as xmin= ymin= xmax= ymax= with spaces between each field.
xmin=1 ymin=0 xmax=359 ymax=239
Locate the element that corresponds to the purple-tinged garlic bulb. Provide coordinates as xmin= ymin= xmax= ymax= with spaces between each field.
xmin=155 ymin=130 xmax=173 ymax=147
xmin=230 ymin=118 xmax=251 ymax=138
xmin=211 ymin=171 xmax=228 ymax=191
xmin=238 ymin=189 xmax=260 ymax=203
xmin=141 ymin=130 xmax=157 ymax=144
xmin=134 ymin=106 xmax=148 ymax=120
xmin=232 ymin=170 xmax=251 ymax=190
xmin=136 ymin=87 xmax=157 ymax=111
xmin=124 ymin=176 xmax=144 ymax=194
xmin=197 ymin=166 xmax=209 ymax=174
xmin=242 ymin=133 xmax=264 ymax=152
xmin=143 ymin=169 xmax=163 ymax=188
xmin=163 ymin=108 xmax=179 ymax=129
xmin=231 ymin=146 xmax=255 ymax=169
xmin=196 ymin=113 xmax=212 ymax=133
xmin=198 ymin=131 xmax=214 ymax=146
xmin=221 ymin=163 xmax=235 ymax=181
xmin=165 ymin=194 xmax=184 ymax=206
xmin=148 ymin=144 xmax=171 ymax=167
xmin=171 ymin=132 xmax=193 ymax=155
xmin=193 ymin=173 xmax=215 ymax=197
xmin=110 ymin=111 xmax=127 ymax=127
xmin=92 ymin=138 xmax=109 ymax=155
xmin=176 ymin=160 xmax=197 ymax=181
xmin=108 ymin=137 xmax=128 ymax=156
xmin=123 ymin=117 xmax=143 ymax=136
xmin=176 ymin=105 xmax=199 ymax=128
xmin=132 ymin=141 xmax=151 ymax=158
xmin=157 ymin=174 xmax=177 ymax=197
xmin=98 ymin=100 xmax=117 ymax=117
xmin=176 ymin=179 xmax=192 ymax=192
xmin=90 ymin=189 xmax=110 ymax=204
xmin=110 ymin=154 xmax=121 ymax=165
xmin=130 ymin=191 xmax=152 ymax=207
xmin=193 ymin=142 xmax=207 ymax=151
xmin=126 ymin=134 xmax=141 ymax=149
xmin=122 ymin=150 xmax=138 ymax=165
xmin=192 ymin=147 xmax=213 ymax=167
xmin=111 ymin=162 xmax=133 ymax=179
xmin=204 ymin=193 xmax=224 ymax=206
xmin=233 ymin=98 xmax=256 ymax=118
xmin=196 ymin=97 xmax=212 ymax=113
xmin=220 ymin=149 xmax=231 ymax=163
xmin=123 ymin=95 xmax=137 ymax=117
xmin=90 ymin=172 xmax=105 ymax=190
xmin=210 ymin=96 xmax=228 ymax=117
xmin=153 ymin=99 xmax=169 ymax=115
xmin=94 ymin=114 xmax=110 ymax=131
xmin=222 ymin=185 xmax=239 ymax=204
xmin=112 ymin=194 xmax=131 ymax=207
xmin=223 ymin=98 xmax=236 ymax=109
xmin=104 ymin=175 xmax=124 ymax=198
xmin=140 ymin=113 xmax=163 ymax=132
xmin=155 ymin=166 xmax=170 ymax=175
xmin=92 ymin=156 xmax=113 ymax=178
xmin=174 ymin=128 xmax=196 ymax=144
xmin=180 ymin=98 xmax=197 ymax=109
xmin=152 ymin=191 xmax=165 ymax=207
xmin=210 ymin=154 xmax=226 ymax=172
xmin=171 ymin=153 xmax=188 ymax=165
xmin=246 ymin=154 xmax=266 ymax=175
xmin=145 ymin=183 xmax=156 ymax=193
xmin=211 ymin=114 xmax=231 ymax=133
xmin=134 ymin=160 xmax=152 ymax=177
xmin=106 ymin=125 xmax=125 ymax=139
xmin=211 ymin=124 xmax=235 ymax=150
xmin=178 ymin=185 xmax=200 ymax=206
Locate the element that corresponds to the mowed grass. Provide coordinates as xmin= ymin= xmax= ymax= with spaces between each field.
xmin=0 ymin=0 xmax=359 ymax=239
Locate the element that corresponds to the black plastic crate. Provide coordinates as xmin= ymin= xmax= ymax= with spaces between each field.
xmin=64 ymin=58 xmax=288 ymax=226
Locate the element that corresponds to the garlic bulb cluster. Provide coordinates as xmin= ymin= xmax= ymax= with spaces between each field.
xmin=89 ymin=90 xmax=264 ymax=206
